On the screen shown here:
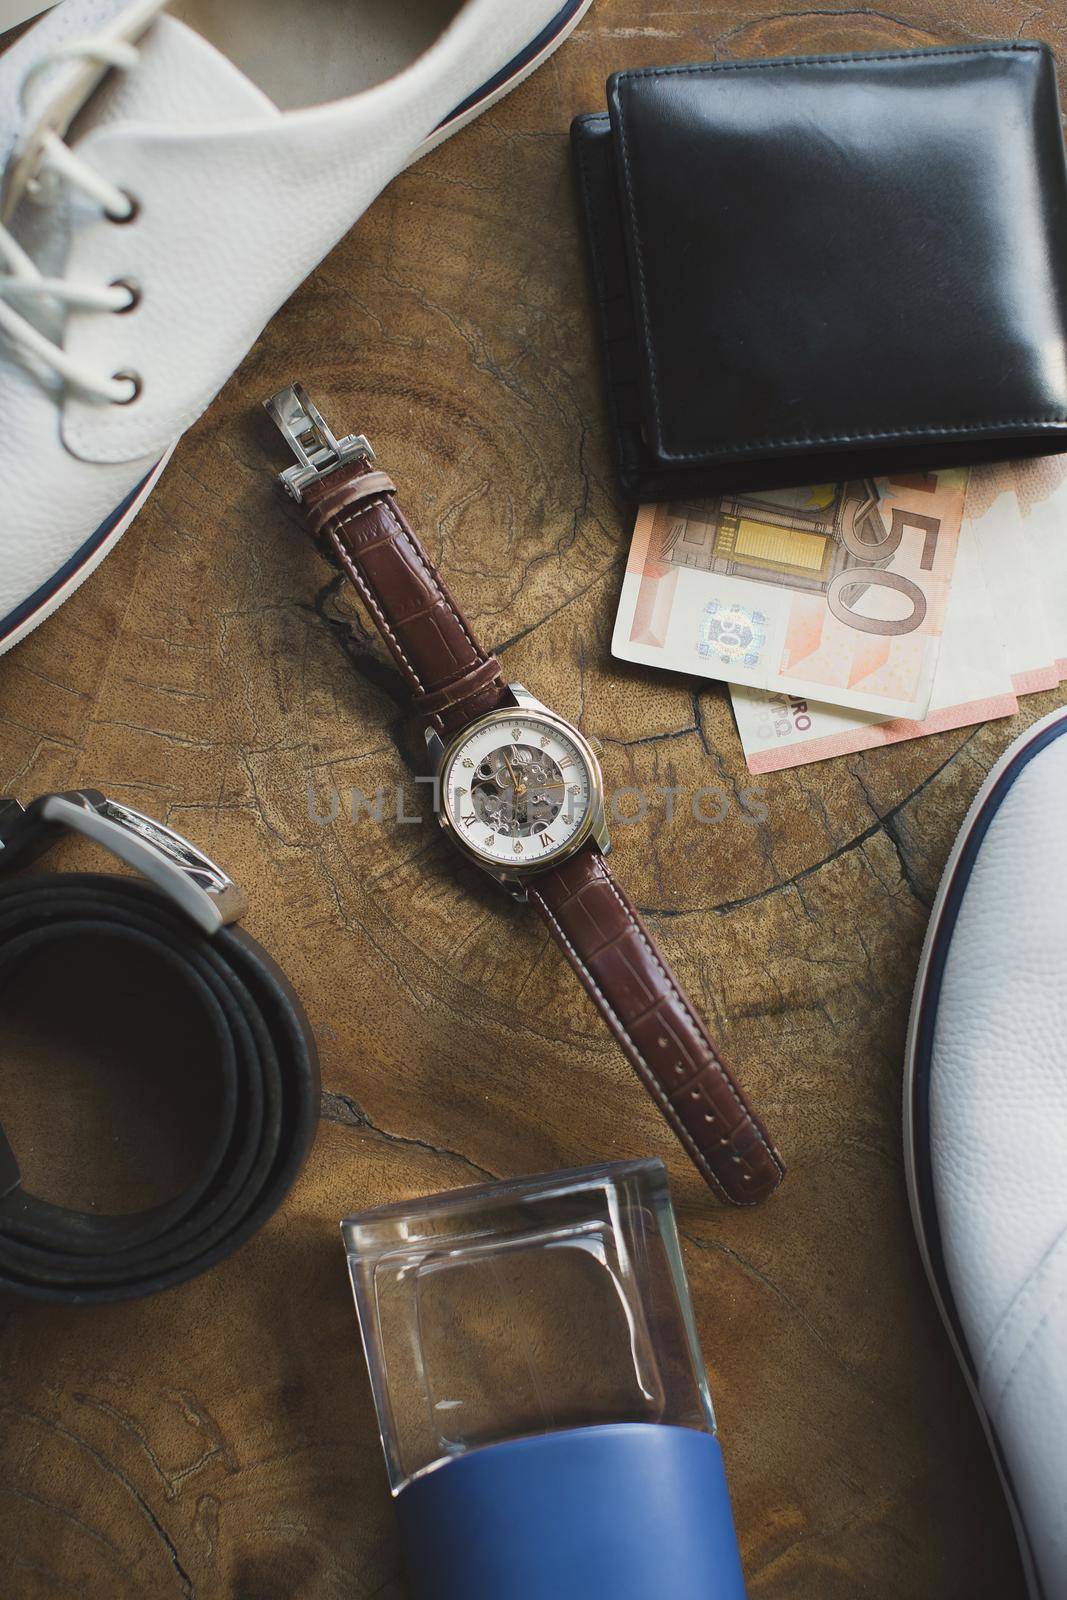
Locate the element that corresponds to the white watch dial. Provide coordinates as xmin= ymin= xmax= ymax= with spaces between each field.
xmin=442 ymin=712 xmax=595 ymax=868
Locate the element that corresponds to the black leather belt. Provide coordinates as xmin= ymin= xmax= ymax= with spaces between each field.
xmin=0 ymin=791 xmax=319 ymax=1304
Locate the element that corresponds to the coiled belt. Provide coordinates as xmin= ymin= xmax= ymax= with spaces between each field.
xmin=0 ymin=792 xmax=319 ymax=1304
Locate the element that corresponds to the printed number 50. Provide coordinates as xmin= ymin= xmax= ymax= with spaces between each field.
xmin=827 ymin=507 xmax=941 ymax=637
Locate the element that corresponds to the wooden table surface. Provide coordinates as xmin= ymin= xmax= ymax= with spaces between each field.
xmin=3 ymin=2 xmax=1065 ymax=1596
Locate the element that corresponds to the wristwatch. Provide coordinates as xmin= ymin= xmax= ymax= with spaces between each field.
xmin=266 ymin=384 xmax=784 ymax=1206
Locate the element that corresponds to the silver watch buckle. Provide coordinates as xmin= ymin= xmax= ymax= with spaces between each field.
xmin=264 ymin=381 xmax=375 ymax=502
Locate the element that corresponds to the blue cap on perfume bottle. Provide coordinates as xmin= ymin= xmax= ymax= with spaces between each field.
xmin=396 ymin=1422 xmax=747 ymax=1600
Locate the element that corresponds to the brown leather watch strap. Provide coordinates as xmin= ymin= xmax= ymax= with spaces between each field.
xmin=302 ymin=459 xmax=511 ymax=735
xmin=287 ymin=424 xmax=782 ymax=1206
xmin=528 ymin=843 xmax=784 ymax=1206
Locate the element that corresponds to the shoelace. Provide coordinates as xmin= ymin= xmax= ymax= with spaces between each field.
xmin=0 ymin=36 xmax=143 ymax=405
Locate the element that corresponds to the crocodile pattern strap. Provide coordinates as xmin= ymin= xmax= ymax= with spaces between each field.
xmin=300 ymin=455 xmax=782 ymax=1204
xmin=528 ymin=844 xmax=784 ymax=1205
xmin=301 ymin=459 xmax=512 ymax=735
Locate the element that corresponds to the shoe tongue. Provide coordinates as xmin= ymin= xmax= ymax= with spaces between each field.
xmin=4 ymin=0 xmax=276 ymax=216
xmin=71 ymin=8 xmax=279 ymax=138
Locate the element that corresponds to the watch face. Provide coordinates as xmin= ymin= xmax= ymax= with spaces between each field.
xmin=441 ymin=710 xmax=598 ymax=870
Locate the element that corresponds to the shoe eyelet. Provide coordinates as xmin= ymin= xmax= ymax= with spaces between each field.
xmin=106 ymin=190 xmax=140 ymax=225
xmin=110 ymin=278 xmax=141 ymax=314
xmin=112 ymin=370 xmax=143 ymax=404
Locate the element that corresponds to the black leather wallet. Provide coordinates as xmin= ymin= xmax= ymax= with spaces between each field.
xmin=573 ymin=42 xmax=1067 ymax=499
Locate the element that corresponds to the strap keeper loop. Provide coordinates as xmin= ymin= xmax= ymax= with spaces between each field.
xmin=305 ymin=471 xmax=398 ymax=536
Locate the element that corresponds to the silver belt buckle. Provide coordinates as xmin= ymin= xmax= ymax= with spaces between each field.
xmin=0 ymin=792 xmax=247 ymax=937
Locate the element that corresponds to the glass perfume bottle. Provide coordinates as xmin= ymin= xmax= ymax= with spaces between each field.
xmin=342 ymin=1158 xmax=747 ymax=1599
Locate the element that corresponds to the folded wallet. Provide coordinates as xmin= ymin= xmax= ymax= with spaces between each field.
xmin=572 ymin=42 xmax=1067 ymax=499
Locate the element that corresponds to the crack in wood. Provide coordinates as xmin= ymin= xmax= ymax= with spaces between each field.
xmin=320 ymin=1091 xmax=498 ymax=1182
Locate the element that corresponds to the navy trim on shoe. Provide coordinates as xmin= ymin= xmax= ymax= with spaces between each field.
xmin=434 ymin=0 xmax=587 ymax=131
xmin=911 ymin=709 xmax=1067 ymax=1379
xmin=0 ymin=465 xmax=158 ymax=646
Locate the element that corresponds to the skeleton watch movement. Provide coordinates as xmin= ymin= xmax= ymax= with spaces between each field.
xmin=267 ymin=384 xmax=784 ymax=1206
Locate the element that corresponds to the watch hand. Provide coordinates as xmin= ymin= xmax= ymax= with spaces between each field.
xmin=502 ymin=751 xmax=525 ymax=797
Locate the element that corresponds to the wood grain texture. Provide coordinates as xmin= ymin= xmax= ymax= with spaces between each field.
xmin=2 ymin=1 xmax=1065 ymax=1595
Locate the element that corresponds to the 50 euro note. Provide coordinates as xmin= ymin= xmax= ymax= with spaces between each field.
xmin=1010 ymin=453 xmax=1067 ymax=678
xmin=965 ymin=461 xmax=1059 ymax=694
xmin=730 ymin=524 xmax=1016 ymax=772
xmin=729 ymin=453 xmax=1067 ymax=773
xmin=612 ymin=472 xmax=969 ymax=719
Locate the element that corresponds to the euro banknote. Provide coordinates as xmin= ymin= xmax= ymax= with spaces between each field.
xmin=730 ymin=522 xmax=1016 ymax=772
xmin=730 ymin=455 xmax=1067 ymax=772
xmin=612 ymin=472 xmax=968 ymax=720
xmin=965 ymin=463 xmax=1058 ymax=694
xmin=1019 ymin=455 xmax=1067 ymax=677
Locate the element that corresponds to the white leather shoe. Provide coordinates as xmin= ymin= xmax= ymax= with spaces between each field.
xmin=0 ymin=0 xmax=591 ymax=651
xmin=905 ymin=706 xmax=1067 ymax=1600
